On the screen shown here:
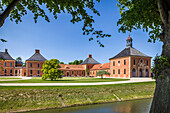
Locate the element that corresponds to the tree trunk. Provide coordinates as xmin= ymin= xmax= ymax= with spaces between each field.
xmin=150 ymin=26 xmax=170 ymax=113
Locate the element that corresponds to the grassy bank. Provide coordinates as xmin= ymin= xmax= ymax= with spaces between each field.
xmin=0 ymin=78 xmax=22 ymax=80
xmin=0 ymin=82 xmax=155 ymax=113
xmin=0 ymin=77 xmax=129 ymax=83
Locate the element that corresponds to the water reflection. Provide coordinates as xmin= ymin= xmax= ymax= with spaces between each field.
xmin=26 ymin=98 xmax=152 ymax=113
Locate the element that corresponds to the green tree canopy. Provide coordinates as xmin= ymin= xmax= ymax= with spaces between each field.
xmin=41 ymin=59 xmax=63 ymax=81
xmin=16 ymin=57 xmax=22 ymax=62
xmin=68 ymin=60 xmax=83 ymax=65
xmin=60 ymin=62 xmax=64 ymax=64
xmin=0 ymin=0 xmax=111 ymax=46
xmin=96 ymin=70 xmax=110 ymax=79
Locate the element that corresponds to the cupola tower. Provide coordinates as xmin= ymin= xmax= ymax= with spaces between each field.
xmin=126 ymin=35 xmax=132 ymax=48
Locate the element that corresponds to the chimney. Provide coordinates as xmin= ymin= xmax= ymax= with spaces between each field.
xmin=88 ymin=54 xmax=92 ymax=58
xmin=5 ymin=49 xmax=8 ymax=53
xmin=35 ymin=49 xmax=40 ymax=54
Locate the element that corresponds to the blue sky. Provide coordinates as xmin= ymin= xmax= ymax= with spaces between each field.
xmin=0 ymin=0 xmax=162 ymax=64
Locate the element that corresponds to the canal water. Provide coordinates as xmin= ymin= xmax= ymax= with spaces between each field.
xmin=27 ymin=98 xmax=152 ymax=113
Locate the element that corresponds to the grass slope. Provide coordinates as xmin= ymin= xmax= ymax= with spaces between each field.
xmin=0 ymin=77 xmax=129 ymax=83
xmin=0 ymin=82 xmax=155 ymax=113
xmin=0 ymin=78 xmax=22 ymax=80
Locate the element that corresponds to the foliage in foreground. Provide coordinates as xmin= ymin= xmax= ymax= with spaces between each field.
xmin=0 ymin=0 xmax=111 ymax=46
xmin=41 ymin=59 xmax=63 ymax=81
xmin=152 ymin=55 xmax=170 ymax=79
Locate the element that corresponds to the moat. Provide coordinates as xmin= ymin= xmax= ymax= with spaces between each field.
xmin=26 ymin=98 xmax=152 ymax=113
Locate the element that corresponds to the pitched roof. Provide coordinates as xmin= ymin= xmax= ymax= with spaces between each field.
xmin=59 ymin=64 xmax=85 ymax=70
xmin=109 ymin=47 xmax=151 ymax=60
xmin=0 ymin=52 xmax=14 ymax=60
xmin=26 ymin=53 xmax=47 ymax=61
xmin=90 ymin=63 xmax=110 ymax=70
xmin=80 ymin=57 xmax=100 ymax=65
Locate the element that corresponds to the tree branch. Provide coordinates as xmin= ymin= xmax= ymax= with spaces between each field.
xmin=0 ymin=0 xmax=20 ymax=28
xmin=157 ymin=0 xmax=168 ymax=26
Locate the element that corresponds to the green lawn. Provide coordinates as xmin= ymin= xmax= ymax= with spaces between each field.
xmin=0 ymin=77 xmax=129 ymax=83
xmin=0 ymin=82 xmax=155 ymax=113
xmin=0 ymin=77 xmax=22 ymax=80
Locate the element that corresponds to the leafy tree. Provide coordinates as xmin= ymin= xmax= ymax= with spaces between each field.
xmin=68 ymin=60 xmax=83 ymax=65
xmin=41 ymin=59 xmax=63 ymax=81
xmin=117 ymin=0 xmax=170 ymax=112
xmin=79 ymin=60 xmax=83 ymax=64
xmin=0 ymin=0 xmax=111 ymax=46
xmin=85 ymin=68 xmax=89 ymax=76
xmin=16 ymin=57 xmax=22 ymax=62
xmin=96 ymin=70 xmax=110 ymax=79
xmin=60 ymin=62 xmax=64 ymax=64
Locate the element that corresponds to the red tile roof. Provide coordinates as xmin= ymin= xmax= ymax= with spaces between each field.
xmin=90 ymin=63 xmax=110 ymax=70
xmin=59 ymin=64 xmax=86 ymax=70
xmin=127 ymin=36 xmax=132 ymax=40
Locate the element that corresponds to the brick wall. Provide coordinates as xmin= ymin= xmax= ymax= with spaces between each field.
xmin=110 ymin=56 xmax=130 ymax=78
xmin=26 ymin=61 xmax=44 ymax=77
xmin=0 ymin=60 xmax=15 ymax=76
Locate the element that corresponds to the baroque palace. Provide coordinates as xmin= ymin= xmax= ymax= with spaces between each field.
xmin=0 ymin=36 xmax=152 ymax=78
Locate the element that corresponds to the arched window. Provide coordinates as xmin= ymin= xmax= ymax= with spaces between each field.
xmin=139 ymin=69 xmax=143 ymax=77
xmin=132 ymin=68 xmax=136 ymax=77
xmin=146 ymin=69 xmax=149 ymax=77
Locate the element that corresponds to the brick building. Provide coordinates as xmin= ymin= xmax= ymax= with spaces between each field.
xmin=0 ymin=36 xmax=152 ymax=78
xmin=0 ymin=49 xmax=15 ymax=76
xmin=26 ymin=50 xmax=46 ymax=77
xmin=59 ymin=54 xmax=100 ymax=77
xmin=90 ymin=63 xmax=110 ymax=77
xmin=109 ymin=36 xmax=152 ymax=78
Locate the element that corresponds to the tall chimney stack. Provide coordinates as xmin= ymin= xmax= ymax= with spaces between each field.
xmin=5 ymin=49 xmax=8 ymax=53
xmin=35 ymin=49 xmax=40 ymax=54
xmin=88 ymin=54 xmax=92 ymax=58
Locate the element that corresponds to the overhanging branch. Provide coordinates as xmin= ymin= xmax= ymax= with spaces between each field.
xmin=0 ymin=0 xmax=20 ymax=28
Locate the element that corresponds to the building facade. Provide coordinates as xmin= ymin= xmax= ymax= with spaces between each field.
xmin=109 ymin=36 xmax=152 ymax=78
xmin=0 ymin=36 xmax=152 ymax=78
xmin=26 ymin=50 xmax=46 ymax=77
